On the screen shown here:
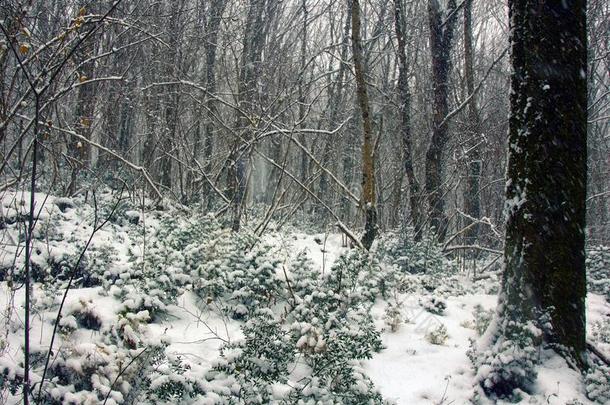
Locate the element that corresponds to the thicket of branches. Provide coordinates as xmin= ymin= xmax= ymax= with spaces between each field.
xmin=0 ymin=0 xmax=608 ymax=246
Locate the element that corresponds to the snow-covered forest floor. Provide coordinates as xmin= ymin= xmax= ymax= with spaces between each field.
xmin=0 ymin=191 xmax=608 ymax=404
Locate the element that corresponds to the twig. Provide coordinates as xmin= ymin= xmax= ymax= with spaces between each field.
xmin=587 ymin=340 xmax=610 ymax=366
xmin=102 ymin=347 xmax=148 ymax=405
xmin=282 ymin=265 xmax=297 ymax=308
xmin=37 ymin=188 xmax=126 ymax=403
xmin=443 ymin=244 xmax=502 ymax=255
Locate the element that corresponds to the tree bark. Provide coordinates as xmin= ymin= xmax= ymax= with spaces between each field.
xmin=351 ymin=0 xmax=377 ymax=250
xmin=230 ymin=0 xmax=272 ymax=231
xmin=68 ymin=5 xmax=97 ymax=196
xmin=189 ymin=0 xmax=227 ymax=205
xmin=424 ymin=0 xmax=457 ymax=241
xmin=463 ymin=0 xmax=482 ymax=247
xmin=485 ymin=0 xmax=588 ymax=396
xmin=318 ymin=3 xmax=352 ymax=219
xmin=394 ymin=0 xmax=423 ymax=234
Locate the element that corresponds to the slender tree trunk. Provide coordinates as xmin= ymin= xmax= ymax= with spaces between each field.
xmin=160 ymin=0 xmax=185 ymax=191
xmin=298 ymin=0 xmax=308 ymax=184
xmin=463 ymin=0 xmax=482 ymax=247
xmin=318 ymin=3 xmax=352 ymax=218
xmin=231 ymin=0 xmax=269 ymax=231
xmin=189 ymin=0 xmax=226 ymax=206
xmin=394 ymin=0 xmax=423 ymax=234
xmin=351 ymin=0 xmax=377 ymax=250
xmin=68 ymin=7 xmax=97 ymax=196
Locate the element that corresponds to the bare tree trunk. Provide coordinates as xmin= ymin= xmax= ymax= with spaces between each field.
xmin=231 ymin=0 xmax=272 ymax=231
xmin=424 ymin=0 xmax=457 ymax=240
xmin=68 ymin=6 xmax=97 ymax=196
xmin=394 ymin=0 xmax=423 ymax=234
xmin=463 ymin=0 xmax=482 ymax=248
xmin=351 ymin=0 xmax=377 ymax=250
xmin=318 ymin=2 xmax=352 ymax=219
xmin=189 ymin=0 xmax=227 ymax=206
xmin=160 ymin=0 xmax=186 ymax=191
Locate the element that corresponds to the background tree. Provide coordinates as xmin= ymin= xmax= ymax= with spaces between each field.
xmin=424 ymin=0 xmax=458 ymax=241
xmin=351 ymin=0 xmax=377 ymax=250
xmin=0 ymin=0 xmax=606 ymax=255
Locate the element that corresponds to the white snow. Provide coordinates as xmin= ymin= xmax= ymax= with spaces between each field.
xmin=0 ymin=191 xmax=607 ymax=404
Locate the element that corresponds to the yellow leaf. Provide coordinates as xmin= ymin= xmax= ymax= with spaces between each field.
xmin=79 ymin=75 xmax=88 ymax=83
xmin=19 ymin=44 xmax=30 ymax=54
xmin=79 ymin=7 xmax=86 ymax=16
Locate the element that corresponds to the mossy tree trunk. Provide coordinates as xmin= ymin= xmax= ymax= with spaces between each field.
xmin=351 ymin=0 xmax=377 ymax=250
xmin=499 ymin=0 xmax=588 ymax=378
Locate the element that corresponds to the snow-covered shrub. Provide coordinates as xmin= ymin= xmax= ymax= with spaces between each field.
xmin=586 ymin=245 xmax=610 ymax=299
xmin=29 ymin=247 xmax=83 ymax=285
xmin=141 ymin=215 xmax=215 ymax=292
xmin=590 ymin=319 xmax=610 ymax=344
xmin=205 ymin=310 xmax=295 ymax=403
xmin=27 ymin=241 xmax=117 ymax=289
xmin=84 ymin=243 xmax=119 ymax=287
xmin=324 ymin=249 xmax=392 ymax=303
xmin=68 ymin=298 xmax=103 ymax=330
xmin=225 ymin=242 xmax=283 ymax=320
xmin=109 ymin=213 xmax=222 ymax=319
xmin=286 ymin=253 xmax=385 ymax=403
xmin=377 ymin=228 xmax=447 ymax=275
xmin=292 ymin=361 xmax=386 ymax=405
xmin=191 ymin=227 xmax=252 ymax=301
xmin=470 ymin=320 xmax=541 ymax=401
xmin=0 ymin=361 xmax=23 ymax=399
xmin=143 ymin=353 xmax=207 ymax=403
xmin=420 ymin=296 xmax=447 ymax=315
xmin=383 ymin=299 xmax=404 ymax=332
xmin=100 ymin=198 xmax=139 ymax=227
xmin=219 ymin=310 xmax=294 ymax=382
xmin=286 ymin=315 xmax=385 ymax=404
xmin=111 ymin=282 xmax=167 ymax=320
xmin=585 ymin=362 xmax=610 ymax=404
xmin=111 ymin=309 xmax=153 ymax=349
xmin=432 ymin=274 xmax=470 ymax=297
xmin=426 ymin=324 xmax=449 ymax=345
xmin=192 ymin=227 xmax=283 ymax=320
xmin=473 ymin=304 xmax=494 ymax=336
xmin=202 ymin=248 xmax=387 ymax=404
xmin=288 ymin=249 xmax=319 ymax=298
xmin=38 ymin=338 xmax=168 ymax=404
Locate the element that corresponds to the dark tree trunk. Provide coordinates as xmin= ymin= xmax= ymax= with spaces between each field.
xmin=481 ymin=0 xmax=588 ymax=397
xmin=424 ymin=0 xmax=457 ymax=241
